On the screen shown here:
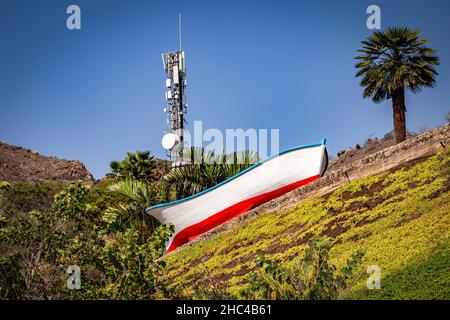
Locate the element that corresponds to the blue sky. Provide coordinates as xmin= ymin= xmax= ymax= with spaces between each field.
xmin=1 ymin=0 xmax=449 ymax=179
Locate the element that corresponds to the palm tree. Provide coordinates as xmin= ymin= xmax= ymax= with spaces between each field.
xmin=102 ymin=179 xmax=160 ymax=238
xmin=165 ymin=147 xmax=259 ymax=199
xmin=355 ymin=27 xmax=439 ymax=143
xmin=110 ymin=150 xmax=157 ymax=182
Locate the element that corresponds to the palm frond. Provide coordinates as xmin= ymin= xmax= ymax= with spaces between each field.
xmin=164 ymin=148 xmax=259 ymax=199
xmin=355 ymin=27 xmax=439 ymax=101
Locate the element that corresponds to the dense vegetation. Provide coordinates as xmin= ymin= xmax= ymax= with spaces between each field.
xmin=0 ymin=179 xmax=174 ymax=299
xmin=0 ymin=149 xmax=174 ymax=299
xmin=0 ymin=149 xmax=258 ymax=299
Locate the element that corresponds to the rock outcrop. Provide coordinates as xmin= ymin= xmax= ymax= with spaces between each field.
xmin=0 ymin=142 xmax=95 ymax=185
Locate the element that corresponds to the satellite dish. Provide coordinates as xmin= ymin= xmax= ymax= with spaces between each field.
xmin=162 ymin=133 xmax=180 ymax=150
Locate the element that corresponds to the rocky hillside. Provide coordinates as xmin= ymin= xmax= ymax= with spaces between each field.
xmin=0 ymin=141 xmax=172 ymax=185
xmin=0 ymin=142 xmax=95 ymax=185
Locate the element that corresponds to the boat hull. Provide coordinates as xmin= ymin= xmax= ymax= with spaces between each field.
xmin=146 ymin=141 xmax=328 ymax=252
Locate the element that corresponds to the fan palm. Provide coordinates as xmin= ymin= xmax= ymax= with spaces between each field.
xmin=355 ymin=27 xmax=439 ymax=143
xmin=110 ymin=150 xmax=156 ymax=182
xmin=102 ymin=179 xmax=159 ymax=237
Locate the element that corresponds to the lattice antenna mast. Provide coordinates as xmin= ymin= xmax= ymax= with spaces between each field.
xmin=161 ymin=13 xmax=188 ymax=168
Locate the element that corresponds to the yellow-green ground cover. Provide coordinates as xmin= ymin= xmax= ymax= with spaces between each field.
xmin=163 ymin=149 xmax=450 ymax=299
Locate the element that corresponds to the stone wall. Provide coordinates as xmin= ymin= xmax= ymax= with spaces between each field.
xmin=258 ymin=123 xmax=449 ymax=214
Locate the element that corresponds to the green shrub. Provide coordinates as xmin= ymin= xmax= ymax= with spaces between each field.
xmin=242 ymin=237 xmax=364 ymax=300
xmin=0 ymin=209 xmax=68 ymax=299
xmin=1 ymin=178 xmax=174 ymax=300
xmin=0 ymin=181 xmax=11 ymax=191
xmin=0 ymin=182 xmax=64 ymax=216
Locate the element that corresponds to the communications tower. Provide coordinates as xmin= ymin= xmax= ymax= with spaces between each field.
xmin=161 ymin=14 xmax=187 ymax=168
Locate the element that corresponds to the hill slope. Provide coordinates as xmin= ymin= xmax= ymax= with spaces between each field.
xmin=0 ymin=141 xmax=172 ymax=185
xmin=162 ymin=149 xmax=450 ymax=299
xmin=0 ymin=141 xmax=94 ymax=185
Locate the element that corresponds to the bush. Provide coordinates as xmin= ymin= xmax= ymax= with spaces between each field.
xmin=0 ymin=182 xmax=64 ymax=216
xmin=242 ymin=237 xmax=364 ymax=300
xmin=0 ymin=181 xmax=11 ymax=191
xmin=0 ymin=209 xmax=68 ymax=299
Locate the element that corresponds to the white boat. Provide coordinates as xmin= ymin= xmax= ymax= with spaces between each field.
xmin=146 ymin=140 xmax=328 ymax=252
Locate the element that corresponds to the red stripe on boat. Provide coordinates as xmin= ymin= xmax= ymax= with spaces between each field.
xmin=167 ymin=174 xmax=320 ymax=252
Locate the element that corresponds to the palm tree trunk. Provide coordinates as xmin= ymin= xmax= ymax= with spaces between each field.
xmin=392 ymin=88 xmax=406 ymax=143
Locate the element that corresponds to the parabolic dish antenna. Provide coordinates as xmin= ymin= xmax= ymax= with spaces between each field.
xmin=162 ymin=133 xmax=180 ymax=150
